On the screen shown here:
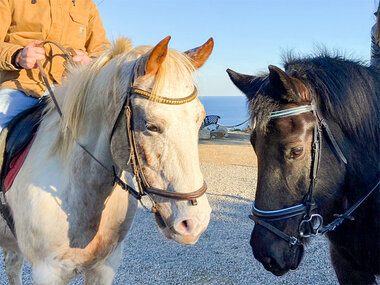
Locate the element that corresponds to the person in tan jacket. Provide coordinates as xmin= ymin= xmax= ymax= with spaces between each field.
xmin=0 ymin=0 xmax=110 ymax=131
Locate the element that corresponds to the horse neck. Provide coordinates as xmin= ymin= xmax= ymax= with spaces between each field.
xmin=337 ymin=124 xmax=379 ymax=197
xmin=315 ymin=90 xmax=379 ymax=195
xmin=41 ymin=109 xmax=116 ymax=217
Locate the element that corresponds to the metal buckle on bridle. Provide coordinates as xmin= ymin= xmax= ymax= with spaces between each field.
xmin=289 ymin=236 xmax=299 ymax=246
xmin=299 ymin=214 xmax=324 ymax=238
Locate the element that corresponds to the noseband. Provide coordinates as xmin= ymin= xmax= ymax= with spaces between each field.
xmin=249 ymin=103 xmax=380 ymax=246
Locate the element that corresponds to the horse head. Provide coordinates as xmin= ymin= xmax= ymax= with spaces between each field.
xmin=226 ymin=65 xmax=347 ymax=275
xmin=105 ymin=37 xmax=214 ymax=244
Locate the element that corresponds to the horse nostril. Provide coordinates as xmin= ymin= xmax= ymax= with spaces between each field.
xmin=262 ymin=256 xmax=282 ymax=272
xmin=262 ymin=257 xmax=273 ymax=269
xmin=174 ymin=219 xmax=195 ymax=235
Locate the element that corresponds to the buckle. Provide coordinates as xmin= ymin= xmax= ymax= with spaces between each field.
xmin=312 ymin=141 xmax=319 ymax=151
xmin=299 ymin=214 xmax=324 ymax=237
xmin=289 ymin=236 xmax=299 ymax=246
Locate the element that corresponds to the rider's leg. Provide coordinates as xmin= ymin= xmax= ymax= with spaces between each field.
xmin=0 ymin=89 xmax=39 ymax=133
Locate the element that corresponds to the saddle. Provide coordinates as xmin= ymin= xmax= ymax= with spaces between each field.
xmin=0 ymin=97 xmax=46 ymax=236
xmin=0 ymin=98 xmax=47 ymax=192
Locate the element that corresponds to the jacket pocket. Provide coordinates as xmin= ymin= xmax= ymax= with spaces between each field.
xmin=67 ymin=11 xmax=89 ymax=49
xmin=69 ymin=11 xmax=88 ymax=25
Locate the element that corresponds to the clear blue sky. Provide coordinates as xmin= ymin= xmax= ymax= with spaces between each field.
xmin=96 ymin=0 xmax=379 ymax=96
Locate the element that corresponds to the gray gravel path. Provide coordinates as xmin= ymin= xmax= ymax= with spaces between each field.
xmin=0 ymin=162 xmax=339 ymax=284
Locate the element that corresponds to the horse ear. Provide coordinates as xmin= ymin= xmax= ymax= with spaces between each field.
xmin=268 ymin=65 xmax=310 ymax=102
xmin=184 ymin=38 xmax=214 ymax=69
xmin=226 ymin=68 xmax=262 ymax=101
xmin=145 ymin=36 xmax=171 ymax=75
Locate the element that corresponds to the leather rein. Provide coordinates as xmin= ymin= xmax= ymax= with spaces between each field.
xmin=249 ymin=103 xmax=380 ymax=246
xmin=38 ymin=41 xmax=207 ymax=210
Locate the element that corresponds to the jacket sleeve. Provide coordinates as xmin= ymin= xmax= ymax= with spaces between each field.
xmin=0 ymin=0 xmax=23 ymax=71
xmin=85 ymin=2 xmax=111 ymax=57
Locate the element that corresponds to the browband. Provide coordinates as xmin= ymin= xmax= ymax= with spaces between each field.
xmin=270 ymin=105 xmax=313 ymax=118
xmin=130 ymin=86 xmax=198 ymax=105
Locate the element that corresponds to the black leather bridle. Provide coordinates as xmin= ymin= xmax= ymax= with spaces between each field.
xmin=249 ymin=103 xmax=380 ymax=246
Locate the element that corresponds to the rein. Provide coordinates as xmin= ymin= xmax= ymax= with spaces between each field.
xmin=249 ymin=103 xmax=379 ymax=246
xmin=37 ymin=41 xmax=206 ymax=209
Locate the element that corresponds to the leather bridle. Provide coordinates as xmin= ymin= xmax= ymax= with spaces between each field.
xmin=115 ymin=85 xmax=207 ymax=209
xmin=38 ymin=41 xmax=207 ymax=210
xmin=249 ymin=103 xmax=380 ymax=246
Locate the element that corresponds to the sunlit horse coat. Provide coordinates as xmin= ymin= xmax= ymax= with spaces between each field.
xmin=0 ymin=36 xmax=213 ymax=284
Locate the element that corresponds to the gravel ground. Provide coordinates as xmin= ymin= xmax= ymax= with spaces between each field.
xmin=0 ymin=162 xmax=339 ymax=284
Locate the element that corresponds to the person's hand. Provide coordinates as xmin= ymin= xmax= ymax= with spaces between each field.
xmin=16 ymin=40 xmax=46 ymax=69
xmin=72 ymin=50 xmax=92 ymax=65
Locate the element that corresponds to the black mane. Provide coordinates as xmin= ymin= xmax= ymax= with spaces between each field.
xmin=250 ymin=54 xmax=380 ymax=155
xmin=285 ymin=54 xmax=380 ymax=150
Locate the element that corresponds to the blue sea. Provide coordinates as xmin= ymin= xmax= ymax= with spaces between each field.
xmin=198 ymin=96 xmax=251 ymax=129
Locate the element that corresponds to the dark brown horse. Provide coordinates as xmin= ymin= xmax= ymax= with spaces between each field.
xmin=227 ymin=54 xmax=379 ymax=284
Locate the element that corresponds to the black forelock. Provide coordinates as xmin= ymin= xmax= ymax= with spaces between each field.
xmin=247 ymin=75 xmax=278 ymax=133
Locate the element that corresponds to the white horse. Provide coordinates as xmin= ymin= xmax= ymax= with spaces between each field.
xmin=0 ymin=36 xmax=214 ymax=284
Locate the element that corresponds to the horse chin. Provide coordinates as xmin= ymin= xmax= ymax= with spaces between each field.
xmin=259 ymin=244 xmax=304 ymax=276
xmin=251 ymin=229 xmax=304 ymax=276
xmin=167 ymin=231 xmax=202 ymax=245
xmin=268 ymin=266 xmax=290 ymax=277
xmin=289 ymin=244 xmax=304 ymax=270
xmin=160 ymin=225 xmax=203 ymax=245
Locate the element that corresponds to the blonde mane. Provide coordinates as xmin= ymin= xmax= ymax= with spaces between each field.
xmin=47 ymin=37 xmax=196 ymax=158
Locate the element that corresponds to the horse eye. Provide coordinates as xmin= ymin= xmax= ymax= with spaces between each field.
xmin=146 ymin=123 xmax=160 ymax=133
xmin=290 ymin=147 xmax=304 ymax=159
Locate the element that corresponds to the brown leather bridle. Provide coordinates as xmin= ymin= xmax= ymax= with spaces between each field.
xmin=122 ymin=86 xmax=207 ymax=207
xmin=38 ymin=41 xmax=207 ymax=209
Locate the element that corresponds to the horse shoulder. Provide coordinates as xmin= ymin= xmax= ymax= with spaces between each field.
xmin=59 ymin=185 xmax=137 ymax=266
